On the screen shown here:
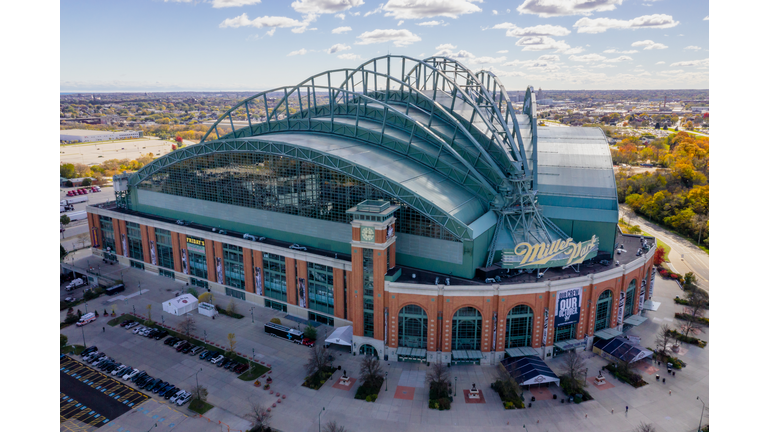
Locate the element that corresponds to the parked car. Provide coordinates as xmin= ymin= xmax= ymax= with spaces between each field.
xmin=233 ymin=364 xmax=248 ymax=374
xmin=226 ymin=361 xmax=239 ymax=371
xmin=151 ymin=381 xmax=167 ymax=393
xmin=125 ymin=322 xmax=140 ymax=329
xmin=130 ymin=372 xmax=147 ymax=383
xmin=120 ymin=320 xmax=135 ymax=328
xmin=170 ymin=391 xmax=187 ymax=404
xmin=198 ymin=350 xmax=210 ymax=359
xmin=175 ymin=342 xmax=190 ymax=352
xmin=165 ymin=337 xmax=179 ymax=346
xmin=211 ymin=355 xmax=225 ymax=365
xmin=301 ymin=338 xmax=315 ymax=347
xmin=203 ymin=351 xmax=217 ymax=361
xmin=112 ymin=365 xmax=129 ymax=376
xmin=166 ymin=388 xmax=182 ymax=400
xmin=218 ymin=359 xmax=231 ymax=368
xmin=80 ymin=346 xmax=98 ymax=357
xmin=159 ymin=385 xmax=176 ymax=398
xmin=154 ymin=330 xmax=169 ymax=340
xmin=173 ymin=340 xmax=186 ymax=349
xmin=289 ymin=243 xmax=307 ymax=251
xmin=132 ymin=326 xmax=146 ymax=334
xmin=64 ymin=296 xmax=77 ymax=303
xmin=189 ymin=346 xmax=204 ymax=356
xmin=123 ymin=368 xmax=140 ymax=380
xmin=180 ymin=344 xmax=193 ymax=354
xmin=146 ymin=329 xmax=160 ymax=338
xmin=176 ymin=393 xmax=192 ymax=406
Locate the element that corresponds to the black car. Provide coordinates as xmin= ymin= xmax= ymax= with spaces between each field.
xmin=159 ymin=384 xmax=175 ymax=397
xmin=165 ymin=388 xmax=182 ymax=400
xmin=165 ymin=337 xmax=179 ymax=346
xmin=204 ymin=351 xmax=217 ymax=361
xmin=131 ymin=372 xmax=147 ymax=383
xmin=154 ymin=330 xmax=169 ymax=340
xmin=136 ymin=375 xmax=152 ymax=387
xmin=198 ymin=350 xmax=210 ymax=359
xmin=142 ymin=378 xmax=159 ymax=390
xmin=80 ymin=346 xmax=98 ymax=357
xmin=151 ymin=381 xmax=167 ymax=393
xmin=146 ymin=329 xmax=159 ymax=338
xmin=157 ymin=383 xmax=173 ymax=395
xmin=218 ymin=359 xmax=231 ymax=368
xmin=181 ymin=344 xmax=194 ymax=354
xmin=226 ymin=361 xmax=239 ymax=371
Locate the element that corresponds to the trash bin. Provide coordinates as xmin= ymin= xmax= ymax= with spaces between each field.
xmin=384 ymin=354 xmax=388 ymax=361
xmin=553 ymin=394 xmax=557 ymax=400
xmin=531 ymin=397 xmax=536 ymax=402
xmin=656 ymin=374 xmax=659 ymax=381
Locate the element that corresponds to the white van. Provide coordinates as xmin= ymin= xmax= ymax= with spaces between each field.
xmin=76 ymin=313 xmax=96 ymax=327
xmin=66 ymin=278 xmax=85 ymax=291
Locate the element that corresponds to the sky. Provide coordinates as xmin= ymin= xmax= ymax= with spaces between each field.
xmin=60 ymin=0 xmax=709 ymax=92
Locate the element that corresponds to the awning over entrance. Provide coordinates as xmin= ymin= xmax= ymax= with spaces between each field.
xmin=623 ymin=314 xmax=648 ymax=327
xmin=505 ymin=347 xmax=539 ymax=358
xmin=451 ymin=350 xmax=483 ymax=361
xmin=594 ymin=328 xmax=622 ymax=340
xmin=500 ymin=356 xmax=560 ymax=387
xmin=554 ymin=338 xmax=587 ymax=351
xmin=593 ymin=337 xmax=652 ymax=364
xmin=395 ymin=347 xmax=427 ymax=358
xmin=324 ymin=326 xmax=352 ymax=348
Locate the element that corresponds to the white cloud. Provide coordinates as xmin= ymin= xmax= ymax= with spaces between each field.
xmin=655 ymin=61 xmax=665 ymax=65
xmin=287 ymin=48 xmax=308 ymax=56
xmin=351 ymin=11 xmax=360 ymax=15
xmin=291 ymin=0 xmax=365 ymax=15
xmin=631 ymin=40 xmax=668 ymax=50
xmin=603 ymin=49 xmax=638 ymax=54
xmin=483 ymin=66 xmax=526 ymax=77
xmin=435 ymin=43 xmax=457 ymax=51
xmin=517 ymin=0 xmax=623 ymax=18
xmin=332 ymin=26 xmax=352 ymax=33
xmin=703 ymin=16 xmax=709 ymax=20
xmin=219 ymin=14 xmax=305 ymax=29
xmin=492 ymin=23 xmax=571 ymax=37
xmin=604 ymin=55 xmax=632 ymax=63
xmin=537 ymin=54 xmax=560 ymax=61
xmin=382 ymin=0 xmax=482 ymax=20
xmin=469 ymin=56 xmax=507 ymax=65
xmin=397 ymin=20 xmax=404 ymax=25
xmin=515 ymin=36 xmax=583 ymax=54
xmin=355 ymin=28 xmax=422 ymax=46
xmin=326 ymin=43 xmax=351 ymax=54
xmin=497 ymin=49 xmax=508 ymax=54
xmin=492 ymin=10 xmax=498 ymax=15
xmin=266 ymin=28 xmax=276 ymax=36
xmin=212 ymin=0 xmax=262 ymax=8
xmin=417 ymin=20 xmax=442 ymax=26
xmin=637 ymin=71 xmax=651 ymax=76
xmin=574 ymin=14 xmax=679 ymax=33
xmin=335 ymin=13 xmax=345 ymax=19
xmin=670 ymin=58 xmax=709 ymax=67
xmin=338 ymin=53 xmax=362 ymax=60
xmin=591 ymin=64 xmax=616 ymax=68
xmin=684 ymin=45 xmax=702 ymax=51
xmin=569 ymin=53 xmax=607 ymax=62
xmin=658 ymin=69 xmax=685 ymax=76
xmin=364 ymin=4 xmax=384 ymax=16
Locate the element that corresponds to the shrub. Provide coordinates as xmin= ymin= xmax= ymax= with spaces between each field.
xmin=354 ymin=376 xmax=383 ymax=401
xmin=270 ymin=318 xmax=281 ymax=325
xmin=365 ymin=395 xmax=372 ymax=402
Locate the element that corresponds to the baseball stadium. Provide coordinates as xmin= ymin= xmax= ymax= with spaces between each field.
xmin=86 ymin=56 xmax=656 ymax=366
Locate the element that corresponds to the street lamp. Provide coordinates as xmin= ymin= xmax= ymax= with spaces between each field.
xmin=81 ymin=325 xmax=87 ymax=348
xmin=139 ymin=281 xmax=142 ymax=295
xmin=132 ymin=305 xmax=136 ymax=315
xmin=252 ymin=348 xmax=255 ymax=371
xmin=194 ymin=368 xmax=203 ymax=395
xmin=146 ymin=423 xmax=157 ymax=432
xmin=454 ymin=376 xmax=457 ymax=397
xmin=697 ymin=396 xmax=707 ymax=432
xmin=385 ymin=371 xmax=388 ymax=391
xmin=318 ymin=407 xmax=325 ymax=432
xmin=250 ymin=307 xmax=254 ymax=323
xmin=204 ymin=330 xmax=207 ymax=343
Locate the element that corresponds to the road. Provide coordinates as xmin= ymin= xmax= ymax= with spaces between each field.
xmin=60 ymin=186 xmax=115 ymax=252
xmin=620 ymin=204 xmax=709 ymax=292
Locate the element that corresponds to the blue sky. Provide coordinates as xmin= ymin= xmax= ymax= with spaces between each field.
xmin=60 ymin=0 xmax=709 ymax=92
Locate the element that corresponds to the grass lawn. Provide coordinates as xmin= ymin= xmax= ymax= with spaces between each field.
xmin=188 ymin=398 xmax=214 ymax=415
xmin=61 ymin=344 xmax=87 ymax=355
xmin=237 ymin=363 xmax=271 ymax=381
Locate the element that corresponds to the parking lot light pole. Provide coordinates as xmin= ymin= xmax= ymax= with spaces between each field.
xmin=454 ymin=377 xmax=457 ymax=397
xmin=697 ymin=396 xmax=707 ymax=432
xmin=81 ymin=325 xmax=87 ymax=348
xmin=385 ymin=371 xmax=388 ymax=391
xmin=132 ymin=305 xmax=136 ymax=315
xmin=318 ymin=407 xmax=324 ymax=432
xmin=251 ymin=348 xmax=255 ymax=371
xmin=146 ymin=423 xmax=157 ymax=432
xmin=195 ymin=368 xmax=203 ymax=394
xmin=250 ymin=307 xmax=254 ymax=323
xmin=204 ymin=330 xmax=207 ymax=344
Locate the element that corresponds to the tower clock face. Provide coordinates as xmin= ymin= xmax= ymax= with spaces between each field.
xmin=361 ymin=226 xmax=375 ymax=242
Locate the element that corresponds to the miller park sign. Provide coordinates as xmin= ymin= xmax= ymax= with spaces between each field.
xmin=501 ymin=235 xmax=599 ymax=270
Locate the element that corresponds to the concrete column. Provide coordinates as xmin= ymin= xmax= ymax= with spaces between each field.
xmin=171 ymin=232 xmax=183 ymax=273
xmin=141 ymin=225 xmax=153 ymax=265
xmin=350 ymin=248 xmax=364 ymax=337
xmin=285 ymin=257 xmax=297 ymax=306
xmin=205 ymin=239 xmax=216 ymax=283
xmin=373 ymin=248 xmax=386 ymax=341
xmin=243 ymin=248 xmax=254 ymax=294
xmin=332 ymin=267 xmax=345 ymax=319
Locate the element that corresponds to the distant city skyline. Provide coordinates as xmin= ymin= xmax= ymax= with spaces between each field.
xmin=61 ymin=0 xmax=709 ymax=92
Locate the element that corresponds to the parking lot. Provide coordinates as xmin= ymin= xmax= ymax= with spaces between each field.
xmin=60 ymin=355 xmax=148 ymax=428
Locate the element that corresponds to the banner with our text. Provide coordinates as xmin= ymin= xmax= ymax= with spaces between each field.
xmin=554 ymin=287 xmax=582 ymax=328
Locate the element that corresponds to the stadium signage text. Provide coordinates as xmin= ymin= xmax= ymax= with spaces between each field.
xmin=502 ymin=235 xmax=599 ymax=269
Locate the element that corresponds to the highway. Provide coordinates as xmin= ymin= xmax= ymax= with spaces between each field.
xmin=620 ymin=204 xmax=709 ymax=292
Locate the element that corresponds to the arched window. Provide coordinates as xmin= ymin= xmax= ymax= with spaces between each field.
xmin=452 ymin=307 xmax=482 ymax=351
xmin=398 ymin=305 xmax=428 ymax=349
xmin=625 ymin=279 xmax=636 ymax=318
xmin=594 ymin=290 xmax=613 ymax=332
xmin=505 ymin=305 xmax=533 ymax=348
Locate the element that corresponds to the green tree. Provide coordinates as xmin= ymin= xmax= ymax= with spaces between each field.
xmin=60 ymin=214 xmax=71 ymax=226
xmin=60 ymin=245 xmax=67 ymax=260
xmin=60 ymin=163 xmax=76 ymax=179
xmin=304 ymin=325 xmax=318 ymax=341
xmin=81 ymin=178 xmax=92 ymax=186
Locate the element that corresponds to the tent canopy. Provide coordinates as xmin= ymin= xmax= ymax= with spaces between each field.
xmin=162 ymin=293 xmax=198 ymax=316
xmin=325 ymin=326 xmax=353 ymax=347
xmin=500 ymin=356 xmax=560 ymax=387
xmin=593 ymin=337 xmax=652 ymax=364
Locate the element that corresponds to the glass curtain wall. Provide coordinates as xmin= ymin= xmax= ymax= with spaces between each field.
xmin=99 ymin=216 xmax=115 ymax=252
xmin=307 ymin=262 xmax=334 ymax=315
xmin=223 ymin=243 xmax=245 ymax=290
xmin=398 ymin=305 xmax=428 ymax=349
xmin=263 ymin=252 xmax=287 ymax=302
xmin=126 ymin=222 xmax=143 ymax=261
xmin=555 ymin=324 xmax=576 ymax=342
xmin=594 ymin=290 xmax=613 ymax=332
xmin=451 ymin=307 xmax=482 ymax=351
xmin=625 ymin=280 xmax=636 ymax=318
xmin=362 ymin=249 xmax=374 ymax=338
xmin=137 ymin=153 xmax=460 ymax=241
xmin=505 ymin=305 xmax=533 ymax=348
xmin=155 ymin=228 xmax=174 ymax=270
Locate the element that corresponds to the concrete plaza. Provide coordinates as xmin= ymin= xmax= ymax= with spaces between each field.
xmin=61 ymin=254 xmax=708 ymax=432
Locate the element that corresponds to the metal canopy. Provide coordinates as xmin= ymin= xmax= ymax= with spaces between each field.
xmin=505 ymin=347 xmax=539 ymax=358
xmin=593 ymin=337 xmax=652 ymax=364
xmin=500 ymin=356 xmax=560 ymax=387
xmin=623 ymin=315 xmax=648 ymax=327
xmin=594 ymin=328 xmax=623 ymax=340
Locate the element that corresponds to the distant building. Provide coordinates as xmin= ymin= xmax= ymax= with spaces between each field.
xmin=60 ymin=129 xmax=143 ymax=143
xmin=691 ymin=107 xmax=709 ymax=113
xmin=536 ymin=87 xmax=544 ymax=100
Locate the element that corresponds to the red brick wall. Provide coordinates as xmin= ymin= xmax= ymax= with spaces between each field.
xmin=333 ymin=267 xmax=345 ymax=319
xmin=296 ymin=259 xmax=308 ymax=309
xmin=205 ymin=239 xmax=216 ymax=283
xmin=350 ymin=248 xmax=364 ymax=336
xmin=243 ymin=248 xmax=254 ymax=294
xmin=141 ymin=225 xmax=152 ymax=265
xmin=286 ymin=257 xmax=297 ymax=306
xmin=172 ymin=233 xmax=184 ymax=273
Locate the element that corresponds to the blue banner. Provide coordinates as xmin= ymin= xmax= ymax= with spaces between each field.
xmin=554 ymin=287 xmax=582 ymax=328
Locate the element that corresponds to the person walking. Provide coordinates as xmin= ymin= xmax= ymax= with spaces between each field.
xmin=626 ymin=406 xmax=629 ymax=413
xmin=102 ymin=327 xmax=105 ymax=332
xmin=611 ymin=409 xmax=614 ymax=414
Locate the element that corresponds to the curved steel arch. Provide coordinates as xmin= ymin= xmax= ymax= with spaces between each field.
xmin=199 ymin=65 xmax=509 ymax=190
xmin=129 ymin=137 xmax=475 ymax=241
